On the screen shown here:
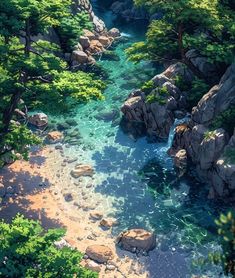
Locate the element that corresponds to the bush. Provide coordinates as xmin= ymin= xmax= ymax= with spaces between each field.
xmin=57 ymin=12 xmax=93 ymax=52
xmin=0 ymin=123 xmax=42 ymax=165
xmin=141 ymin=80 xmax=155 ymax=93
xmin=146 ymin=86 xmax=169 ymax=105
xmin=215 ymin=211 xmax=235 ymax=276
xmin=0 ymin=214 xmax=98 ymax=278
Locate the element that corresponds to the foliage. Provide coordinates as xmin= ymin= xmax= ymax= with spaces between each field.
xmin=215 ymin=211 xmax=235 ymax=276
xmin=187 ymin=78 xmax=210 ymax=109
xmin=174 ymin=75 xmax=210 ymax=110
xmin=211 ymin=106 xmax=235 ymax=136
xmin=57 ymin=12 xmax=93 ymax=52
xmin=0 ymin=122 xmax=42 ymax=162
xmin=203 ymin=130 xmax=217 ymax=141
xmin=25 ymin=71 xmax=106 ymax=113
xmin=146 ymin=86 xmax=169 ymax=105
xmin=0 ymin=0 xmax=106 ymax=162
xmin=223 ymin=147 xmax=235 ymax=165
xmin=141 ymin=80 xmax=155 ymax=93
xmin=126 ymin=0 xmax=235 ymax=81
xmin=0 ymin=214 xmax=98 ymax=278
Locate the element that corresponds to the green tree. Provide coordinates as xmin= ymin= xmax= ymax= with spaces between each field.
xmin=0 ymin=214 xmax=98 ymax=277
xmin=56 ymin=12 xmax=93 ymax=52
xmin=0 ymin=0 xmax=105 ymax=163
xmin=126 ymin=0 xmax=235 ymax=83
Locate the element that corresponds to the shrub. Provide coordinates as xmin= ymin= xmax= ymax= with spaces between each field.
xmin=215 ymin=211 xmax=235 ymax=276
xmin=146 ymin=86 xmax=169 ymax=105
xmin=57 ymin=12 xmax=93 ymax=52
xmin=0 ymin=214 xmax=98 ymax=278
xmin=141 ymin=80 xmax=155 ymax=93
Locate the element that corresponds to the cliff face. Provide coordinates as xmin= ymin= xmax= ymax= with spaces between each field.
xmin=121 ymin=60 xmax=235 ymax=199
xmin=169 ymin=64 xmax=235 ymax=199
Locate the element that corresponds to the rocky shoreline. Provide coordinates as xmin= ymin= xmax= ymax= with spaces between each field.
xmin=121 ymin=58 xmax=235 ymax=200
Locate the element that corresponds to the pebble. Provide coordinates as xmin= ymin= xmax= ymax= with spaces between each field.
xmin=106 ymin=264 xmax=116 ymax=271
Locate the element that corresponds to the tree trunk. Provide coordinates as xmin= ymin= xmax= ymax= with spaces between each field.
xmin=177 ymin=23 xmax=211 ymax=84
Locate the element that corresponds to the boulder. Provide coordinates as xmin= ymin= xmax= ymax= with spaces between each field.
xmin=71 ymin=50 xmax=88 ymax=64
xmin=79 ymin=36 xmax=90 ymax=49
xmin=71 ymin=164 xmax=94 ymax=178
xmin=174 ymin=149 xmax=187 ymax=169
xmin=117 ymin=229 xmax=156 ymax=253
xmin=47 ymin=131 xmax=63 ymax=144
xmin=85 ymin=260 xmax=101 ymax=272
xmin=87 ymin=40 xmax=104 ymax=54
xmin=108 ymin=28 xmax=121 ymax=38
xmin=198 ymin=129 xmax=229 ymax=170
xmin=98 ymin=36 xmax=110 ymax=47
xmin=83 ymin=29 xmax=96 ymax=40
xmin=54 ymin=238 xmax=71 ymax=249
xmin=28 ymin=113 xmax=48 ymax=127
xmin=85 ymin=245 xmax=113 ymax=263
xmin=89 ymin=212 xmax=103 ymax=221
xmin=99 ymin=218 xmax=118 ymax=229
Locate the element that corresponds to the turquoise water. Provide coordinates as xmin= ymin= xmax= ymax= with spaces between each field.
xmin=50 ymin=9 xmax=229 ymax=277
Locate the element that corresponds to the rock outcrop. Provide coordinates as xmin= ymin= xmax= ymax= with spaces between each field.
xmin=121 ymin=63 xmax=188 ymax=140
xmin=169 ymin=63 xmax=235 ymax=199
xmin=117 ymin=229 xmax=156 ymax=253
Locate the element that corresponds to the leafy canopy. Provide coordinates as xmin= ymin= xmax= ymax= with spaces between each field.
xmin=0 ymin=214 xmax=98 ymax=278
xmin=127 ymin=0 xmax=235 ymax=70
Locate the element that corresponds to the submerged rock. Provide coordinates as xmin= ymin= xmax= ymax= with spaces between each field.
xmin=116 ymin=229 xmax=156 ymax=253
xmin=47 ymin=131 xmax=63 ymax=144
xmin=71 ymin=164 xmax=94 ymax=178
xmin=85 ymin=245 xmax=113 ymax=263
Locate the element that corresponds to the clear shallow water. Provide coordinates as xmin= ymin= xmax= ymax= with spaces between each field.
xmin=50 ymin=10 xmax=229 ymax=277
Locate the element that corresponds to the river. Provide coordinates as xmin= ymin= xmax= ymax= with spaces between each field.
xmin=48 ymin=3 xmax=229 ymax=277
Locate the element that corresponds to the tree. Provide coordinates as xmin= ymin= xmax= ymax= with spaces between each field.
xmin=0 ymin=0 xmax=105 ymax=163
xmin=0 ymin=214 xmax=98 ymax=277
xmin=126 ymin=0 xmax=235 ymax=83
